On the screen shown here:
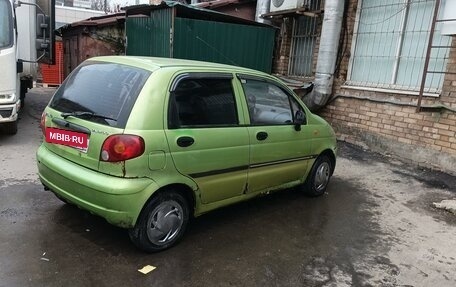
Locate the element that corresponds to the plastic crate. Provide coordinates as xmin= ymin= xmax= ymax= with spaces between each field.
xmin=40 ymin=41 xmax=64 ymax=85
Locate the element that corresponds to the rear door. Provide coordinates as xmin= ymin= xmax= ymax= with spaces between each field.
xmin=237 ymin=75 xmax=314 ymax=193
xmin=165 ymin=73 xmax=249 ymax=204
xmin=43 ymin=61 xmax=150 ymax=174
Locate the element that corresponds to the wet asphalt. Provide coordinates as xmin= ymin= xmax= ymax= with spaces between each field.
xmin=0 ymin=88 xmax=455 ymax=286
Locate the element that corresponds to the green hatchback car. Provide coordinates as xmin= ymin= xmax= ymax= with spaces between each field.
xmin=37 ymin=56 xmax=337 ymax=252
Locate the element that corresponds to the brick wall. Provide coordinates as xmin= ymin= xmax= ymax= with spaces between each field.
xmin=319 ymin=0 xmax=456 ymax=174
xmin=272 ymin=18 xmax=293 ymax=75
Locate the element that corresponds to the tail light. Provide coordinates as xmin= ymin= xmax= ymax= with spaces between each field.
xmin=101 ymin=135 xmax=145 ymax=162
xmin=40 ymin=112 xmax=46 ymax=135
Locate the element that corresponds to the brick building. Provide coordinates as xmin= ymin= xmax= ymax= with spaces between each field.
xmin=269 ymin=0 xmax=456 ymax=175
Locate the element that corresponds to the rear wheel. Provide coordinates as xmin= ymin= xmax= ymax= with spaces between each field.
xmin=129 ymin=191 xmax=189 ymax=253
xmin=301 ymin=155 xmax=332 ymax=197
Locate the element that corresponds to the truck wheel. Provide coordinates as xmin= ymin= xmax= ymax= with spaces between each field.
xmin=129 ymin=191 xmax=190 ymax=253
xmin=3 ymin=121 xmax=18 ymax=135
xmin=301 ymin=155 xmax=332 ymax=197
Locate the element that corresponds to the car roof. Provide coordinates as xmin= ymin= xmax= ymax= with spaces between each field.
xmin=88 ymin=56 xmax=262 ymax=75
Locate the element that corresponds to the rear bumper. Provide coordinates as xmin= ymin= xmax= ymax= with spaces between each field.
xmin=37 ymin=145 xmax=159 ymax=228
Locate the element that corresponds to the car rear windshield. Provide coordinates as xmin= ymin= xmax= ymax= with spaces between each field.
xmin=50 ymin=61 xmax=151 ymax=128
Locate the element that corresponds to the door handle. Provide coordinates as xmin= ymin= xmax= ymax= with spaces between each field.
xmin=256 ymin=132 xmax=268 ymax=141
xmin=177 ymin=136 xmax=195 ymax=147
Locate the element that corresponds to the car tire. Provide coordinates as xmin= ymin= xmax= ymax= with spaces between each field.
xmin=129 ymin=191 xmax=190 ymax=253
xmin=301 ymin=155 xmax=332 ymax=197
xmin=3 ymin=121 xmax=18 ymax=135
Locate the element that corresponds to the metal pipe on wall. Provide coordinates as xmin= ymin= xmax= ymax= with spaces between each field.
xmin=302 ymin=0 xmax=345 ymax=111
xmin=255 ymin=0 xmax=271 ymax=24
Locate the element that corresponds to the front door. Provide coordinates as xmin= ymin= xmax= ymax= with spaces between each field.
xmin=238 ymin=75 xmax=314 ymax=193
xmin=165 ymin=73 xmax=249 ymax=204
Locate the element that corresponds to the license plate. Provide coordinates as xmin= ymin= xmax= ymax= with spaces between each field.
xmin=45 ymin=127 xmax=89 ymax=153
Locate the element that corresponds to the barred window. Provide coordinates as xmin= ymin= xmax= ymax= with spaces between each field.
xmin=347 ymin=0 xmax=452 ymax=94
xmin=288 ymin=16 xmax=318 ymax=77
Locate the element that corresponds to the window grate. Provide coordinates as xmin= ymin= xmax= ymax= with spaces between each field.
xmin=347 ymin=0 xmax=452 ymax=94
xmin=288 ymin=15 xmax=319 ymax=77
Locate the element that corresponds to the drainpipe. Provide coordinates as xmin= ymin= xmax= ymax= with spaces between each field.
xmin=302 ymin=0 xmax=345 ymax=111
xmin=256 ymin=0 xmax=271 ymax=24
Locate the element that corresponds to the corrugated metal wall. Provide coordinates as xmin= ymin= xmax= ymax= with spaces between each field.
xmin=174 ymin=18 xmax=274 ymax=73
xmin=126 ymin=8 xmax=275 ymax=73
xmin=126 ymin=9 xmax=172 ymax=57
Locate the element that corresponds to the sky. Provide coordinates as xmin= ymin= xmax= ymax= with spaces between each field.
xmin=105 ymin=0 xmax=151 ymax=12
xmin=110 ymin=0 xmax=150 ymax=7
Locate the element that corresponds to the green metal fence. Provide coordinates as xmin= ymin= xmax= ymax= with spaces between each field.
xmin=126 ymin=9 xmax=172 ymax=57
xmin=126 ymin=7 xmax=275 ymax=73
xmin=174 ymin=18 xmax=274 ymax=73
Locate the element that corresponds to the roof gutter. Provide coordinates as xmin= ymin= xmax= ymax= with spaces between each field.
xmin=302 ymin=0 xmax=345 ymax=111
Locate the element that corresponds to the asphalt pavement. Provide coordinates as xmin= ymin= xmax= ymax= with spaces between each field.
xmin=25 ymin=86 xmax=55 ymax=120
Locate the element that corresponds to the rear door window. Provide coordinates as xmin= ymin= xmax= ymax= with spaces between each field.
xmin=168 ymin=76 xmax=238 ymax=129
xmin=50 ymin=61 xmax=150 ymax=128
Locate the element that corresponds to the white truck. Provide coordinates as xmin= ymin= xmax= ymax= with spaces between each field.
xmin=0 ymin=0 xmax=54 ymax=135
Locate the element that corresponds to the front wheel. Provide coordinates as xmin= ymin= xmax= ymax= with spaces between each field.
xmin=301 ymin=155 xmax=333 ymax=197
xmin=3 ymin=121 xmax=18 ymax=135
xmin=129 ymin=191 xmax=190 ymax=253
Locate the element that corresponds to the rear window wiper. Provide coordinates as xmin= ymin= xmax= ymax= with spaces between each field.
xmin=61 ymin=111 xmax=117 ymax=121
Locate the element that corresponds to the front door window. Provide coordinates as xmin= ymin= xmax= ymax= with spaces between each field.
xmin=0 ymin=0 xmax=13 ymax=49
xmin=242 ymin=78 xmax=302 ymax=126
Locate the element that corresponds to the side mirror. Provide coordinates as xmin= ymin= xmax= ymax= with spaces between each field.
xmin=294 ymin=110 xmax=306 ymax=131
xmin=35 ymin=0 xmax=55 ymax=64
xmin=36 ymin=14 xmax=49 ymax=38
